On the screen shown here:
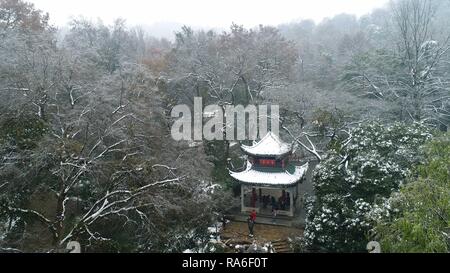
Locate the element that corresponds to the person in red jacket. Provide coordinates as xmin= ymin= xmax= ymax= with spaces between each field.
xmin=250 ymin=210 xmax=257 ymax=222
xmin=248 ymin=210 xmax=257 ymax=237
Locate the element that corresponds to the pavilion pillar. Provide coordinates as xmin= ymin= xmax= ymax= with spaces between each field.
xmin=241 ymin=185 xmax=245 ymax=213
xmin=289 ymin=188 xmax=294 ymax=217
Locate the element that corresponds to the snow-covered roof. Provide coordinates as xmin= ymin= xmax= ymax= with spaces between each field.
xmin=230 ymin=162 xmax=308 ymax=187
xmin=241 ymin=132 xmax=293 ymax=157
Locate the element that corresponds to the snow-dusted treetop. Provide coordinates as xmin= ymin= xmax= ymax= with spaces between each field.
xmin=241 ymin=132 xmax=293 ymax=157
xmin=230 ymin=161 xmax=308 ymax=187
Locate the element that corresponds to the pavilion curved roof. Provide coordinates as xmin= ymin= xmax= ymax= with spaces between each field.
xmin=241 ymin=132 xmax=293 ymax=157
xmin=230 ymin=162 xmax=308 ymax=188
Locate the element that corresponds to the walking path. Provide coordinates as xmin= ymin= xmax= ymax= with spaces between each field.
xmin=220 ymin=221 xmax=304 ymax=253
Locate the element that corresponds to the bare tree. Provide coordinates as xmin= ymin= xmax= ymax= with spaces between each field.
xmin=0 ymin=17 xmax=223 ymax=252
xmin=343 ymin=0 xmax=450 ymax=128
xmin=168 ymin=24 xmax=299 ymax=163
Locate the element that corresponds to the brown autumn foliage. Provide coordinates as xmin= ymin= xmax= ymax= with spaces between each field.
xmin=0 ymin=0 xmax=49 ymax=31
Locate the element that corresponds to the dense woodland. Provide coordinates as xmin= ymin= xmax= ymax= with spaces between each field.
xmin=0 ymin=0 xmax=449 ymax=253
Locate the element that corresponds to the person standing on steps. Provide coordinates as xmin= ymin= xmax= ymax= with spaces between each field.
xmin=248 ymin=216 xmax=255 ymax=237
xmin=248 ymin=210 xmax=257 ymax=237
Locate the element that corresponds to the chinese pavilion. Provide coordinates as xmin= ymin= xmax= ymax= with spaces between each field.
xmin=230 ymin=132 xmax=309 ymax=217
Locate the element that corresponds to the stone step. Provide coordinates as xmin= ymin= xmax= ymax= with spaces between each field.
xmin=272 ymin=239 xmax=289 ymax=244
xmin=274 ymin=247 xmax=292 ymax=252
xmin=271 ymin=239 xmax=292 ymax=253
xmin=272 ymin=244 xmax=289 ymax=249
xmin=273 ymin=244 xmax=290 ymax=249
xmin=276 ymin=249 xmax=292 ymax=253
xmin=274 ymin=246 xmax=292 ymax=253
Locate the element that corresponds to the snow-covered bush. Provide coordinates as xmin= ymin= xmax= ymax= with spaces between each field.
xmin=305 ymin=121 xmax=432 ymax=252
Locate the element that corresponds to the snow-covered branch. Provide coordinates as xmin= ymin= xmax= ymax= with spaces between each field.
xmin=282 ymin=125 xmax=322 ymax=162
xmin=61 ymin=176 xmax=183 ymax=244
